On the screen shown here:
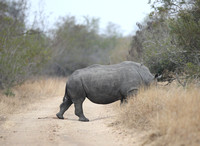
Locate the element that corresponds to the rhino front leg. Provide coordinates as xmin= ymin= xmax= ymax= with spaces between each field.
xmin=74 ymin=102 xmax=89 ymax=122
xmin=120 ymin=96 xmax=128 ymax=105
xmin=120 ymin=88 xmax=138 ymax=105
xmin=56 ymin=97 xmax=73 ymax=119
xmin=127 ymin=88 xmax=138 ymax=97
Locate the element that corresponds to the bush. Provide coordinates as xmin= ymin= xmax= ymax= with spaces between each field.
xmin=48 ymin=16 xmax=123 ymax=75
xmin=129 ymin=0 xmax=200 ymax=80
xmin=0 ymin=0 xmax=50 ymax=90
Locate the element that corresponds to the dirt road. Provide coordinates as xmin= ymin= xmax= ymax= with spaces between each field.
xmin=0 ymin=96 xmax=133 ymax=146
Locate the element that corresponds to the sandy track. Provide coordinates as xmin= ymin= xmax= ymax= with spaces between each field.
xmin=0 ymin=96 xmax=132 ymax=146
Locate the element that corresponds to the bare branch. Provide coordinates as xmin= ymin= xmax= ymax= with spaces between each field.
xmin=176 ymin=73 xmax=187 ymax=87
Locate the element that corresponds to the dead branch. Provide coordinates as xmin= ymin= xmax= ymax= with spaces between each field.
xmin=176 ymin=73 xmax=187 ymax=87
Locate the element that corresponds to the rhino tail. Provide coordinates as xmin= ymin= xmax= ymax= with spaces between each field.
xmin=63 ymin=84 xmax=69 ymax=102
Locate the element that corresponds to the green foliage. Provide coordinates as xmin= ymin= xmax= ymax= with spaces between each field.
xmin=0 ymin=0 xmax=50 ymax=90
xmin=129 ymin=16 xmax=177 ymax=75
xmin=129 ymin=0 xmax=200 ymax=79
xmin=48 ymin=16 xmax=122 ymax=75
xmin=185 ymin=62 xmax=200 ymax=77
xmin=4 ymin=88 xmax=15 ymax=97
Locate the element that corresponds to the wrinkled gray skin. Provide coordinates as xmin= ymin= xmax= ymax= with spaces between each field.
xmin=56 ymin=61 xmax=155 ymax=122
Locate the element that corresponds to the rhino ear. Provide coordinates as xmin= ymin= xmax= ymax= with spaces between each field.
xmin=155 ymin=74 xmax=162 ymax=79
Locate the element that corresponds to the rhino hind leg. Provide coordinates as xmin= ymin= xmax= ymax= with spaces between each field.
xmin=56 ymin=97 xmax=73 ymax=119
xmin=74 ymin=102 xmax=89 ymax=122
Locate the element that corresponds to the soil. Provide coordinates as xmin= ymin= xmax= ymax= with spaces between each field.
xmin=0 ymin=96 xmax=137 ymax=146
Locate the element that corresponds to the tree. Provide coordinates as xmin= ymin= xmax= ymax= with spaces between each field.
xmin=48 ymin=16 xmax=122 ymax=75
xmin=0 ymin=0 xmax=50 ymax=91
xmin=129 ymin=0 xmax=200 ymax=80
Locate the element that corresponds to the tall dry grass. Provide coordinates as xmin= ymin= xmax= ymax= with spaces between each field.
xmin=0 ymin=77 xmax=66 ymax=115
xmin=116 ymin=83 xmax=200 ymax=146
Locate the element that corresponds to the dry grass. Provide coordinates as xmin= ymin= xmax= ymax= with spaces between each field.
xmin=0 ymin=77 xmax=66 ymax=115
xmin=115 ymin=83 xmax=200 ymax=146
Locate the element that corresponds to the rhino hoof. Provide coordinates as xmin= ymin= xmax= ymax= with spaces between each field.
xmin=79 ymin=117 xmax=89 ymax=122
xmin=56 ymin=113 xmax=64 ymax=119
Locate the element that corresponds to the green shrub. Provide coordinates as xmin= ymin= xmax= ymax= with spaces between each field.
xmin=129 ymin=0 xmax=200 ymax=79
xmin=0 ymin=0 xmax=50 ymax=90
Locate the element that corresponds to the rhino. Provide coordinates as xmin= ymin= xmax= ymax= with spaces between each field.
xmin=56 ymin=61 xmax=158 ymax=122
